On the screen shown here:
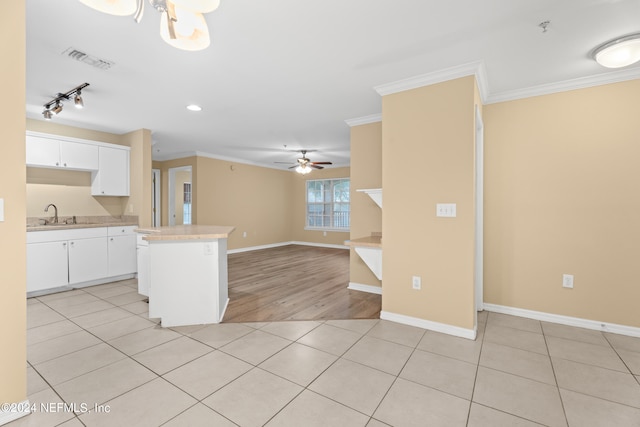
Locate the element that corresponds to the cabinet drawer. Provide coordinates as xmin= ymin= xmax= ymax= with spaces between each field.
xmin=27 ymin=227 xmax=108 ymax=244
xmin=108 ymin=225 xmax=137 ymax=236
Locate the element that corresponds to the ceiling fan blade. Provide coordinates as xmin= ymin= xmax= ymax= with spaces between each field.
xmin=310 ymin=161 xmax=332 ymax=165
xmin=288 ymin=165 xmax=298 ymax=169
xmin=310 ymin=164 xmax=324 ymax=169
xmin=274 ymin=161 xmax=293 ymax=164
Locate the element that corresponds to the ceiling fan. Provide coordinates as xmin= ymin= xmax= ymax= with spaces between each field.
xmin=276 ymin=150 xmax=332 ymax=174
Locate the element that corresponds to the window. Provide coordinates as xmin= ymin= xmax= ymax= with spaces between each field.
xmin=183 ymin=182 xmax=192 ymax=225
xmin=306 ymin=178 xmax=350 ymax=231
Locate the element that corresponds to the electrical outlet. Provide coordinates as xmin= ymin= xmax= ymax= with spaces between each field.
xmin=562 ymin=274 xmax=574 ymax=289
xmin=412 ymin=276 xmax=421 ymax=290
xmin=203 ymin=243 xmax=213 ymax=256
xmin=242 ymin=231 xmax=247 ymax=238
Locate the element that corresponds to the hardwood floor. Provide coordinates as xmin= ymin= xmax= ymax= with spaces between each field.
xmin=223 ymin=245 xmax=381 ymax=323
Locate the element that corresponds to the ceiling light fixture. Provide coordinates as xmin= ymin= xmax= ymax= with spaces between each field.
xmin=74 ymin=90 xmax=84 ymax=109
xmin=186 ymin=104 xmax=202 ymax=111
xmin=592 ymin=33 xmax=640 ymax=68
xmin=78 ymin=0 xmax=220 ymax=51
xmin=42 ymin=83 xmax=90 ymax=121
xmin=295 ymin=164 xmax=312 ymax=175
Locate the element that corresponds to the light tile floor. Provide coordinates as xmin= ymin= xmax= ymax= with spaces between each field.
xmin=11 ymin=279 xmax=640 ymax=427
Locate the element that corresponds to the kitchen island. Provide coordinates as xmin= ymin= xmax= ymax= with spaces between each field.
xmin=135 ymin=225 xmax=235 ymax=327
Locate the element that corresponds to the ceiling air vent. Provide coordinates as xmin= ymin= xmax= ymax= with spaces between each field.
xmin=61 ymin=47 xmax=115 ymax=70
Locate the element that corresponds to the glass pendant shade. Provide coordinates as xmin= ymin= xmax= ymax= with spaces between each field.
xmin=593 ymin=34 xmax=640 ymax=68
xmin=78 ymin=0 xmax=137 ymax=16
xmin=160 ymin=6 xmax=210 ymax=51
xmin=170 ymin=0 xmax=220 ymax=13
xmin=296 ymin=165 xmax=312 ymax=175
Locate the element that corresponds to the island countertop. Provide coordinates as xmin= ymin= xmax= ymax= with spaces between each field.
xmin=344 ymin=235 xmax=382 ymax=248
xmin=136 ymin=225 xmax=236 ymax=241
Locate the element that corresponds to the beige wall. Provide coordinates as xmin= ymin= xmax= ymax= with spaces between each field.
xmin=196 ymin=157 xmax=293 ymax=250
xmin=1 ymin=0 xmax=26 ymax=407
xmin=350 ymin=122 xmax=383 ymax=288
xmin=120 ymin=129 xmax=153 ymax=227
xmin=290 ymin=167 xmax=351 ymax=246
xmin=382 ymin=76 xmax=477 ymax=330
xmin=484 ymin=79 xmax=640 ymax=328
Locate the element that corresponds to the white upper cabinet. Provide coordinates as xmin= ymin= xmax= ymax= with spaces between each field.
xmin=91 ymin=146 xmax=130 ymax=196
xmin=26 ymin=134 xmax=99 ymax=171
xmin=26 ymin=131 xmax=131 ymax=197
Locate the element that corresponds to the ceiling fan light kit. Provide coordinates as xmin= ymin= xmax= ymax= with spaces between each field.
xmin=593 ymin=33 xmax=640 ymax=68
xmin=78 ymin=0 xmax=219 ymax=51
xmin=276 ymin=150 xmax=333 ymax=174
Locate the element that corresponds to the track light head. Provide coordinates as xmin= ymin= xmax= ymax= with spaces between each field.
xmin=74 ymin=91 xmax=84 ymax=109
xmin=43 ymin=110 xmax=52 ymax=120
xmin=52 ymin=102 xmax=63 ymax=114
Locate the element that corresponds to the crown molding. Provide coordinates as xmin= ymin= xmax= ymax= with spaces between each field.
xmin=485 ymin=67 xmax=640 ymax=104
xmin=344 ymin=113 xmax=382 ymax=127
xmin=374 ymin=60 xmax=489 ymax=102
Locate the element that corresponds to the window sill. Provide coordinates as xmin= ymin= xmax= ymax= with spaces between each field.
xmin=305 ymin=227 xmax=350 ymax=233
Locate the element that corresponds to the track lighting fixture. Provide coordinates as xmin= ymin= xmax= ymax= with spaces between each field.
xmin=41 ymin=83 xmax=89 ymax=121
xmin=79 ymin=0 xmax=219 ymax=51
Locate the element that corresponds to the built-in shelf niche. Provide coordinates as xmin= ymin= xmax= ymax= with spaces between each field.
xmin=356 ymin=188 xmax=382 ymax=209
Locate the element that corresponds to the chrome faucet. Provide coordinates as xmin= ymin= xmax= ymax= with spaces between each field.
xmin=44 ymin=204 xmax=58 ymax=224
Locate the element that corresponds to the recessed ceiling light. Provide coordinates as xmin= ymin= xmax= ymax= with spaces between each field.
xmin=593 ymin=33 xmax=640 ymax=68
xmin=186 ymin=104 xmax=202 ymax=111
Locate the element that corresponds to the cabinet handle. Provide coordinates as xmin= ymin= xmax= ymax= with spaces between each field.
xmin=110 ymin=238 xmax=114 ymax=241
xmin=70 ymin=242 xmax=75 ymax=247
xmin=56 ymin=162 xmax=59 ymax=166
xmin=62 ymin=242 xmax=67 ymax=247
xmin=64 ymin=163 xmax=67 ymax=167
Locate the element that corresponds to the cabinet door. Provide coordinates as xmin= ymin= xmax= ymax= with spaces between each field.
xmin=59 ymin=141 xmax=99 ymax=170
xmin=108 ymin=235 xmax=137 ymax=276
xmin=27 ymin=241 xmax=68 ymax=292
xmin=26 ymin=135 xmax=60 ymax=168
xmin=68 ymin=237 xmax=108 ymax=284
xmin=91 ymin=147 xmax=130 ymax=196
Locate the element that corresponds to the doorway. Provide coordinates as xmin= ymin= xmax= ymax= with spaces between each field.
xmin=152 ymin=169 xmax=161 ymax=227
xmin=168 ymin=166 xmax=192 ymax=226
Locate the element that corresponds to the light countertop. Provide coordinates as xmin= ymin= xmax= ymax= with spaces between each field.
xmin=27 ymin=215 xmax=138 ymax=232
xmin=345 ymin=235 xmax=382 ymax=248
xmin=136 ymin=225 xmax=236 ymax=241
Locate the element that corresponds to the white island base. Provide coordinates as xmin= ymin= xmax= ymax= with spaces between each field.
xmin=138 ymin=225 xmax=235 ymax=328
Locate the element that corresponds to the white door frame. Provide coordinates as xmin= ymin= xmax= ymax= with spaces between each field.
xmin=475 ymin=105 xmax=484 ymax=313
xmin=152 ymin=169 xmax=161 ymax=227
xmin=168 ymin=166 xmax=192 ymax=226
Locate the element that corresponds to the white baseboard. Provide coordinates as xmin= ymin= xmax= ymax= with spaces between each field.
xmin=380 ymin=310 xmax=477 ymax=340
xmin=227 ymin=242 xmax=291 ymax=254
xmin=219 ymin=298 xmax=229 ymax=322
xmin=228 ymin=241 xmax=349 ymax=254
xmin=0 ymin=400 xmax=30 ymax=426
xmin=290 ymin=241 xmax=349 ymax=250
xmin=348 ymin=282 xmax=382 ymax=295
xmin=483 ymin=303 xmax=640 ymax=338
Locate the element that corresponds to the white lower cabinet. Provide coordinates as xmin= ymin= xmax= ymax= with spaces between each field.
xmin=108 ymin=226 xmax=137 ymax=277
xmin=68 ymin=237 xmax=108 ymax=284
xmin=27 ymin=226 xmax=137 ymax=294
xmin=26 ymin=241 xmax=69 ymax=292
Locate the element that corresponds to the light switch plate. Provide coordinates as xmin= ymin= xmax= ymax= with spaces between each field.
xmin=0 ymin=198 xmax=4 ymax=222
xmin=436 ymin=203 xmax=457 ymax=217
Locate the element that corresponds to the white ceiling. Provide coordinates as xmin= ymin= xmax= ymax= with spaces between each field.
xmin=26 ymin=0 xmax=640 ymax=169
